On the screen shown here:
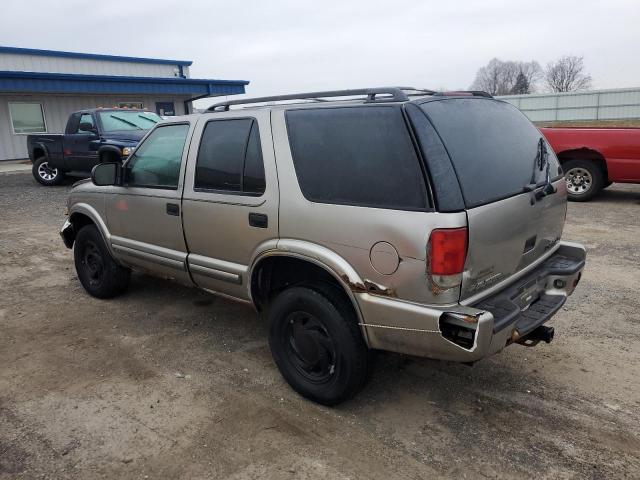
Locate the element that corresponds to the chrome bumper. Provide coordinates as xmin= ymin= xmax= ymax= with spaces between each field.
xmin=358 ymin=241 xmax=586 ymax=363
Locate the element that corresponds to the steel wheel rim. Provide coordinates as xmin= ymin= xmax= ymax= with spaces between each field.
xmin=565 ymin=167 xmax=593 ymax=195
xmin=37 ymin=162 xmax=58 ymax=181
xmin=81 ymin=240 xmax=104 ymax=287
xmin=284 ymin=311 xmax=337 ymax=384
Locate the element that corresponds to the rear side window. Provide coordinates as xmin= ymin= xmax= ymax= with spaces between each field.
xmin=286 ymin=106 xmax=428 ymax=210
xmin=419 ymin=98 xmax=561 ymax=208
xmin=195 ymin=118 xmax=265 ymax=195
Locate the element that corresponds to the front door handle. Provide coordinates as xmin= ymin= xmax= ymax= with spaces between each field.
xmin=248 ymin=213 xmax=268 ymax=228
xmin=166 ymin=203 xmax=180 ymax=216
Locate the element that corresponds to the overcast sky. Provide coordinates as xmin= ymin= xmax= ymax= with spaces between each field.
xmin=1 ymin=0 xmax=639 ymax=108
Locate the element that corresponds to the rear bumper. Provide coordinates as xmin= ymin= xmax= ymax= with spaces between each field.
xmin=358 ymin=241 xmax=586 ymax=362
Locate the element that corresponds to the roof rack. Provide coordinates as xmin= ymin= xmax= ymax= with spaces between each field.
xmin=432 ymin=90 xmax=493 ymax=98
xmin=399 ymin=87 xmax=437 ymax=96
xmin=206 ymin=87 xmax=492 ymax=111
xmin=207 ymin=87 xmax=412 ymax=111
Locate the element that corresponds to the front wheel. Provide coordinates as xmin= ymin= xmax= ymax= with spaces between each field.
xmin=268 ymin=285 xmax=369 ymax=406
xmin=32 ymin=156 xmax=65 ymax=186
xmin=563 ymin=159 xmax=604 ymax=202
xmin=74 ymin=225 xmax=131 ymax=298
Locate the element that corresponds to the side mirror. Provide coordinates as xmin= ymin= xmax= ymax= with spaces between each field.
xmin=79 ymin=122 xmax=97 ymax=134
xmin=91 ymin=162 xmax=121 ymax=186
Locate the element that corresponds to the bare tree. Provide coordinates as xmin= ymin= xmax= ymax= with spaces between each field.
xmin=470 ymin=59 xmax=542 ymax=95
xmin=545 ymin=55 xmax=592 ymax=92
xmin=470 ymin=58 xmax=508 ymax=95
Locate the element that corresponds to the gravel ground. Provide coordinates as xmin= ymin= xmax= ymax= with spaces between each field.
xmin=1 ymin=171 xmax=639 ymax=479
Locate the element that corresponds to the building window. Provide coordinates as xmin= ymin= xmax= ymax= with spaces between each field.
xmin=9 ymin=103 xmax=46 ymax=134
xmin=117 ymin=102 xmax=144 ymax=109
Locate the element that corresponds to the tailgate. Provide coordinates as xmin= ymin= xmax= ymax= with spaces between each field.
xmin=461 ymin=181 xmax=566 ymax=300
xmin=416 ymin=97 xmax=568 ymax=301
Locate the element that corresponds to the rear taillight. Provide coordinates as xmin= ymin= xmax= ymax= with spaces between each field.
xmin=428 ymin=227 xmax=468 ymax=278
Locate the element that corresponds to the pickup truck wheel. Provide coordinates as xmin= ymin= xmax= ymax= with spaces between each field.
xmin=563 ymin=159 xmax=604 ymax=202
xmin=32 ymin=157 xmax=65 ymax=186
xmin=74 ymin=225 xmax=130 ymax=299
xmin=268 ymin=286 xmax=368 ymax=406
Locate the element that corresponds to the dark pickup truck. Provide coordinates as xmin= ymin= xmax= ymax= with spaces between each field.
xmin=27 ymin=108 xmax=162 ymax=185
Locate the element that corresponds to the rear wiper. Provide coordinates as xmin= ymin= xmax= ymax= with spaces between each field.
xmin=524 ymin=138 xmax=556 ymax=200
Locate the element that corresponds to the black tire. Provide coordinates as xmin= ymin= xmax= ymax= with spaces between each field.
xmin=74 ymin=224 xmax=130 ymax=299
xmin=32 ymin=156 xmax=65 ymax=186
xmin=563 ymin=159 xmax=604 ymax=202
xmin=603 ymin=181 xmax=613 ymax=189
xmin=268 ymin=285 xmax=368 ymax=406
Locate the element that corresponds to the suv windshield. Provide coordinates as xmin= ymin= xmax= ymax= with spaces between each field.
xmin=419 ymin=98 xmax=561 ymax=208
xmin=99 ymin=110 xmax=161 ymax=132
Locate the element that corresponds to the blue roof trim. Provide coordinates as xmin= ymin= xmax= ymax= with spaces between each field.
xmin=0 ymin=46 xmax=193 ymax=66
xmin=0 ymin=71 xmax=248 ymax=97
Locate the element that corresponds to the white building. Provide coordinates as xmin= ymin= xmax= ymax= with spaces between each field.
xmin=0 ymin=46 xmax=248 ymax=160
xmin=497 ymin=87 xmax=640 ymax=123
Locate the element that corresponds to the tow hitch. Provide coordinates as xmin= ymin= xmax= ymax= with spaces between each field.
xmin=515 ymin=325 xmax=555 ymax=347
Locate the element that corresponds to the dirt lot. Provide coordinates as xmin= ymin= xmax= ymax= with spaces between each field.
xmin=1 ymin=171 xmax=639 ymax=480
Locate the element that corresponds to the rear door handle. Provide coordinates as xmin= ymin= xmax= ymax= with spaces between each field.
xmin=166 ymin=203 xmax=180 ymax=216
xmin=248 ymin=213 xmax=268 ymax=228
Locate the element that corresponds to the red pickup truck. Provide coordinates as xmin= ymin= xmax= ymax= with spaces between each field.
xmin=540 ymin=127 xmax=640 ymax=201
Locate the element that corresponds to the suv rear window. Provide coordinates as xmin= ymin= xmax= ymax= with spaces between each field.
xmin=419 ymin=98 xmax=560 ymax=208
xmin=286 ymin=106 xmax=428 ymax=210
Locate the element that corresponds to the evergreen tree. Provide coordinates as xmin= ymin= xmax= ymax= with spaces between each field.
xmin=511 ymin=72 xmax=530 ymax=94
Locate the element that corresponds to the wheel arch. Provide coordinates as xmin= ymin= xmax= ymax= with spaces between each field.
xmin=557 ymin=148 xmax=608 ymax=181
xmin=98 ymin=145 xmax=123 ymax=163
xmin=31 ymin=143 xmax=49 ymax=162
xmin=249 ymin=242 xmax=370 ymax=346
xmin=67 ymin=204 xmax=113 ymax=253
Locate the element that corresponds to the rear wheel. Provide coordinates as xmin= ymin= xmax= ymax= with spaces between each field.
xmin=32 ymin=156 xmax=65 ymax=186
xmin=268 ymin=285 xmax=368 ymax=406
xmin=563 ymin=159 xmax=604 ymax=202
xmin=74 ymin=225 xmax=130 ymax=298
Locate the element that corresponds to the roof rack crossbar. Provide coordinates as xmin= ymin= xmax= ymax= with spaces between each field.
xmin=432 ymin=90 xmax=493 ymax=98
xmin=207 ymin=87 xmax=411 ymax=111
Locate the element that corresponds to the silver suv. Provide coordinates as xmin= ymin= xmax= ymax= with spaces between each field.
xmin=61 ymin=87 xmax=586 ymax=405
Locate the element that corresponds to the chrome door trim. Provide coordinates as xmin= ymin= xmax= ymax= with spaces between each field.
xmin=187 ymin=254 xmax=247 ymax=285
xmin=111 ymin=235 xmax=187 ymax=270
xmin=189 ymin=264 xmax=241 ymax=284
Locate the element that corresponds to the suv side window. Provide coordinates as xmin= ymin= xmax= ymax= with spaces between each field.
xmin=77 ymin=113 xmax=95 ymax=134
xmin=125 ymin=124 xmax=189 ymax=189
xmin=194 ymin=118 xmax=265 ymax=195
xmin=286 ymin=106 xmax=429 ymax=210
